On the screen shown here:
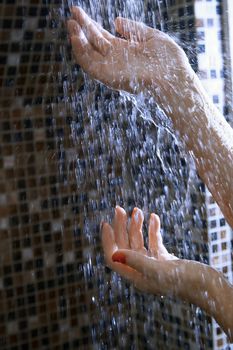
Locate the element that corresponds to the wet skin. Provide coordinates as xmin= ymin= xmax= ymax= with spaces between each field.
xmin=102 ymin=206 xmax=233 ymax=340
xmin=67 ymin=7 xmax=233 ymax=340
xmin=67 ymin=7 xmax=233 ymax=229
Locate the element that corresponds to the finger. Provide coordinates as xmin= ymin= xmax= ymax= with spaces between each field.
xmin=70 ymin=32 xmax=92 ymax=65
xmin=112 ymin=249 xmax=181 ymax=296
xmin=101 ymin=222 xmax=118 ymax=262
xmin=67 ymin=19 xmax=81 ymax=37
xmin=112 ymin=249 xmax=183 ymax=298
xmin=110 ymin=262 xmax=154 ymax=294
xmin=113 ymin=206 xmax=129 ymax=249
xmin=91 ymin=19 xmax=115 ymax=42
xmin=71 ymin=6 xmax=112 ymax=56
xmin=129 ymin=207 xmax=145 ymax=250
xmin=112 ymin=249 xmax=160 ymax=278
xmin=115 ymin=17 xmax=154 ymax=42
xmin=101 ymin=222 xmax=159 ymax=294
xmin=112 ymin=249 xmax=179 ymax=279
xmin=70 ymin=33 xmax=102 ymax=75
xmin=90 ymin=18 xmax=134 ymax=58
xmin=149 ymin=214 xmax=176 ymax=260
xmin=148 ymin=213 xmax=162 ymax=257
xmin=101 ymin=222 xmax=150 ymax=291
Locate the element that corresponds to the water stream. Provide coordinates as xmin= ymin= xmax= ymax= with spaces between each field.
xmin=52 ymin=0 xmax=212 ymax=348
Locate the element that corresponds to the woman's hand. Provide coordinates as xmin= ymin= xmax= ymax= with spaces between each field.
xmin=101 ymin=206 xmax=180 ymax=296
xmin=67 ymin=7 xmax=193 ymax=95
xmin=102 ymin=206 xmax=233 ymax=340
xmin=67 ymin=8 xmax=233 ymax=230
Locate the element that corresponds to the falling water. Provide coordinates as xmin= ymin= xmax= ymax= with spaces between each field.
xmin=50 ymin=0 xmax=214 ymax=348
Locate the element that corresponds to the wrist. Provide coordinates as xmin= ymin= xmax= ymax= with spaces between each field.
xmin=171 ymin=260 xmax=211 ymax=305
xmin=148 ymin=71 xmax=208 ymax=131
xmin=158 ymin=259 xmax=199 ymax=300
xmin=176 ymin=261 xmax=220 ymax=318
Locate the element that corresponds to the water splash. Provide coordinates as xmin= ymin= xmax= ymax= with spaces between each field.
xmin=52 ymin=0 xmax=212 ymax=348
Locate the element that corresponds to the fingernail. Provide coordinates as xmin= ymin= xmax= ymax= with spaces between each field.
xmin=132 ymin=207 xmax=138 ymax=215
xmin=133 ymin=207 xmax=143 ymax=222
xmin=115 ymin=205 xmax=125 ymax=214
xmin=115 ymin=205 xmax=120 ymax=215
xmin=112 ymin=252 xmax=126 ymax=264
xmin=150 ymin=213 xmax=155 ymax=221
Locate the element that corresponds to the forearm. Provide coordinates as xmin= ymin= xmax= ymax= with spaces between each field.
xmin=150 ymin=74 xmax=233 ymax=228
xmin=112 ymin=250 xmax=233 ymax=339
xmin=175 ymin=260 xmax=233 ymax=340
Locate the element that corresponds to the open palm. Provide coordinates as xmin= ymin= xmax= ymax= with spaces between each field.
xmin=102 ymin=206 xmax=178 ymax=295
xmin=67 ymin=7 xmax=191 ymax=95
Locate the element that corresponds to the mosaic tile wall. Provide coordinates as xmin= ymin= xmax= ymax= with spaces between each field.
xmin=0 ymin=0 xmax=210 ymax=349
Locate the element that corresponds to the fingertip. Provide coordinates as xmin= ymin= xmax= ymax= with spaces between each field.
xmin=70 ymin=5 xmax=78 ymax=16
xmin=71 ymin=6 xmax=84 ymax=22
xmin=114 ymin=16 xmax=125 ymax=33
xmin=70 ymin=31 xmax=88 ymax=52
xmin=67 ymin=19 xmax=81 ymax=36
xmin=115 ymin=16 xmax=125 ymax=23
xmin=132 ymin=207 xmax=144 ymax=222
xmin=71 ymin=5 xmax=81 ymax=13
xmin=150 ymin=213 xmax=160 ymax=221
xmin=148 ymin=213 xmax=161 ymax=253
xmin=115 ymin=205 xmax=126 ymax=216
xmin=114 ymin=16 xmax=121 ymax=27
xmin=114 ymin=206 xmax=127 ymax=224
xmin=155 ymin=214 xmax=161 ymax=229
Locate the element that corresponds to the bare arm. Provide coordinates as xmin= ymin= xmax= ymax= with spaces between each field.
xmin=158 ymin=74 xmax=233 ymax=228
xmin=68 ymin=7 xmax=233 ymax=227
xmin=67 ymin=8 xmax=233 ymax=339
xmin=113 ymin=251 xmax=233 ymax=341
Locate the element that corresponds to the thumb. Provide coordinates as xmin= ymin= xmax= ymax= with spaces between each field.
xmin=114 ymin=17 xmax=154 ymax=42
xmin=112 ymin=250 xmax=183 ymax=298
xmin=112 ymin=249 xmax=160 ymax=278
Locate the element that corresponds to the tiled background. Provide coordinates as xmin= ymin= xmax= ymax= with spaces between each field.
xmin=0 ymin=0 xmax=210 ymax=349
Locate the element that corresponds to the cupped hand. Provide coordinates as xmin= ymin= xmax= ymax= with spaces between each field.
xmin=67 ymin=7 xmax=193 ymax=95
xmin=101 ymin=206 xmax=179 ymax=296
